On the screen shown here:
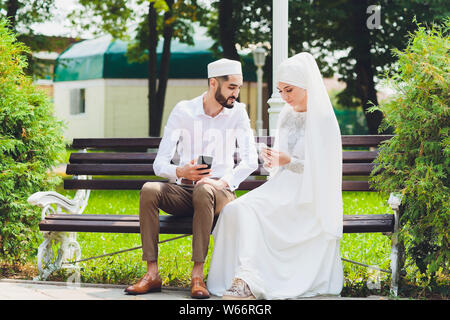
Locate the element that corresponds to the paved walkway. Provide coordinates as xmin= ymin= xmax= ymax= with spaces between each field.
xmin=0 ymin=279 xmax=389 ymax=300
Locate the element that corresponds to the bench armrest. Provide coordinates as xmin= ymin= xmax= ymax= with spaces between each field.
xmin=388 ymin=192 xmax=403 ymax=231
xmin=388 ymin=192 xmax=403 ymax=211
xmin=28 ymin=190 xmax=90 ymax=219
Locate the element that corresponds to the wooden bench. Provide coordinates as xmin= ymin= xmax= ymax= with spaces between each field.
xmin=28 ymin=135 xmax=403 ymax=295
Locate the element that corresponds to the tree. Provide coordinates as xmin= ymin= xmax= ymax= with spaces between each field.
xmin=203 ymin=0 xmax=448 ymax=134
xmin=202 ymin=0 xmax=274 ymax=100
xmin=70 ymin=0 xmax=207 ymax=136
xmin=0 ymin=0 xmax=54 ymax=31
xmin=0 ymin=0 xmax=67 ymax=79
xmin=288 ymin=0 xmax=449 ymax=134
xmin=217 ymin=0 xmax=240 ymax=61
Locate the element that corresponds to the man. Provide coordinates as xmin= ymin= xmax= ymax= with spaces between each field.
xmin=124 ymin=58 xmax=259 ymax=299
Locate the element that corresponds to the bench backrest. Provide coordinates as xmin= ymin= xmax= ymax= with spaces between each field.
xmin=65 ymin=135 xmax=393 ymax=192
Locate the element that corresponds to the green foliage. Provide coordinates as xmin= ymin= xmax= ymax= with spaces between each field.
xmin=69 ymin=0 xmax=207 ymax=62
xmin=369 ymin=19 xmax=449 ymax=290
xmin=202 ymin=0 xmax=448 ymax=133
xmin=0 ymin=0 xmax=56 ymax=30
xmin=0 ymin=0 xmax=59 ymax=79
xmin=330 ymin=89 xmax=369 ymax=135
xmin=0 ymin=18 xmax=65 ymax=263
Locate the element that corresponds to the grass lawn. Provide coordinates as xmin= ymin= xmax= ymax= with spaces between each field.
xmin=46 ymin=183 xmax=393 ymax=296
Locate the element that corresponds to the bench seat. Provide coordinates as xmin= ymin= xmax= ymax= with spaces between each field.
xmin=40 ymin=213 xmax=395 ymax=234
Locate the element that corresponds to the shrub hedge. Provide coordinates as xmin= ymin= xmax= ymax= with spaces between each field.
xmin=369 ymin=19 xmax=449 ymax=292
xmin=0 ymin=18 xmax=65 ymax=263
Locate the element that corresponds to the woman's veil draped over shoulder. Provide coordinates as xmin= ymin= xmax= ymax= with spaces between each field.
xmin=275 ymin=52 xmax=343 ymax=239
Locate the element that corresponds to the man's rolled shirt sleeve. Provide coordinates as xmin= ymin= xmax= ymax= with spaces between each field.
xmin=153 ymin=106 xmax=182 ymax=181
xmin=220 ymin=109 xmax=259 ymax=191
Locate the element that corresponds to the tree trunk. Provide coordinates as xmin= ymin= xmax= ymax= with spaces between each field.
xmin=351 ymin=0 xmax=384 ymax=135
xmin=218 ymin=0 xmax=240 ymax=61
xmin=6 ymin=0 xmax=19 ymax=29
xmin=355 ymin=59 xmax=383 ymax=134
xmin=153 ymin=0 xmax=174 ymax=137
xmin=148 ymin=2 xmax=159 ymax=137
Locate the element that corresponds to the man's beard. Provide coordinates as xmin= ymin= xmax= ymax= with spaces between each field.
xmin=215 ymin=87 xmax=236 ymax=109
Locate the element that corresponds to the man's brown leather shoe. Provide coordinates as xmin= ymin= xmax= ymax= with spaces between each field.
xmin=124 ymin=274 xmax=162 ymax=295
xmin=190 ymin=276 xmax=210 ymax=299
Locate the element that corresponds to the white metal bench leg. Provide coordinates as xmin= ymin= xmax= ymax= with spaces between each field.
xmin=28 ymin=173 xmax=90 ymax=281
xmin=388 ymin=192 xmax=403 ymax=297
xmin=34 ymin=231 xmax=81 ymax=281
xmin=61 ymin=231 xmax=82 ymax=284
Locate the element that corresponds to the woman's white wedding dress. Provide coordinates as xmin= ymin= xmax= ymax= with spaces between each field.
xmin=207 ymin=108 xmax=344 ymax=299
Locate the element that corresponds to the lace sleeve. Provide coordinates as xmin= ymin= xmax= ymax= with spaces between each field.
xmin=267 ymin=105 xmax=292 ymax=179
xmin=285 ymin=155 xmax=304 ymax=174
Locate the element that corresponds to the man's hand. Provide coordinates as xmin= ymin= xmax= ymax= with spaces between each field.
xmin=261 ymin=147 xmax=291 ymax=168
xmin=176 ymin=159 xmax=212 ymax=181
xmin=196 ymin=177 xmax=229 ymax=190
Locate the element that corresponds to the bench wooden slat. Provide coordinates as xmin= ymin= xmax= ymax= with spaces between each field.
xmin=343 ymin=151 xmax=378 ymax=163
xmin=343 ymin=218 xmax=394 ymax=233
xmin=341 ymin=180 xmax=373 ymax=191
xmin=64 ymin=179 xmax=160 ymax=190
xmin=69 ymin=150 xmax=378 ymax=164
xmin=46 ymin=214 xmax=140 ymax=221
xmin=39 ymin=214 xmax=394 ymax=234
xmin=70 ymin=153 xmax=157 ymax=164
xmin=69 ymin=152 xmax=256 ymax=165
xmin=71 ymin=135 xmax=393 ymax=149
xmin=39 ymin=215 xmax=193 ymax=234
xmin=66 ymin=164 xmax=154 ymax=175
xmin=343 ymin=163 xmax=375 ymax=175
xmin=72 ymin=138 xmax=162 ymax=149
xmin=64 ymin=179 xmax=270 ymax=190
xmin=66 ymin=163 xmax=375 ymax=176
xmin=44 ymin=213 xmax=393 ymax=222
xmin=64 ymin=179 xmax=373 ymax=191
xmin=71 ymin=138 xmax=275 ymax=149
xmin=70 ymin=152 xmax=247 ymax=165
xmin=341 ymin=135 xmax=392 ymax=147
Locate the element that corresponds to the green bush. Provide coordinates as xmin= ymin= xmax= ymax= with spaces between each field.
xmin=369 ymin=19 xmax=449 ymax=292
xmin=0 ymin=18 xmax=65 ymax=263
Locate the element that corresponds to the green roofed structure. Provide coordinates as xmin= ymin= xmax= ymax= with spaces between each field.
xmin=54 ymin=35 xmax=257 ymax=82
xmin=52 ymin=34 xmax=265 ymax=141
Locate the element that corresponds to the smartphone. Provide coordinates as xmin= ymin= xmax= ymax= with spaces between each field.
xmin=197 ymin=155 xmax=213 ymax=175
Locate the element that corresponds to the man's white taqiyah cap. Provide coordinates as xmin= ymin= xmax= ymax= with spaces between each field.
xmin=207 ymin=58 xmax=242 ymax=78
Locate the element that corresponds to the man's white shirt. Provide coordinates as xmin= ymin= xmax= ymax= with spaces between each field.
xmin=153 ymin=93 xmax=259 ymax=191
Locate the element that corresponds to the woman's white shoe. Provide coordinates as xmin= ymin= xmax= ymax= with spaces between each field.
xmin=222 ymin=278 xmax=256 ymax=300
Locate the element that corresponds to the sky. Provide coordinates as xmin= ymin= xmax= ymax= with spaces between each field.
xmin=29 ymin=0 xmax=89 ymax=38
xmin=30 ymin=0 xmax=214 ymax=39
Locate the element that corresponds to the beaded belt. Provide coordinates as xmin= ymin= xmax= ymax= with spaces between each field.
xmin=180 ymin=177 xmax=219 ymax=185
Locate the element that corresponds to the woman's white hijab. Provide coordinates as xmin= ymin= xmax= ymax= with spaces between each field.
xmin=274 ymin=52 xmax=343 ymax=239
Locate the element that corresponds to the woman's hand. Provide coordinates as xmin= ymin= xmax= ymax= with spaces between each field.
xmin=261 ymin=148 xmax=291 ymax=168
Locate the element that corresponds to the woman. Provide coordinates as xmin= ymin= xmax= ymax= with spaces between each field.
xmin=207 ymin=52 xmax=344 ymax=300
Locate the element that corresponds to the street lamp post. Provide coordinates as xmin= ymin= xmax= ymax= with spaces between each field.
xmin=267 ymin=0 xmax=289 ymax=135
xmin=252 ymin=46 xmax=266 ymax=135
